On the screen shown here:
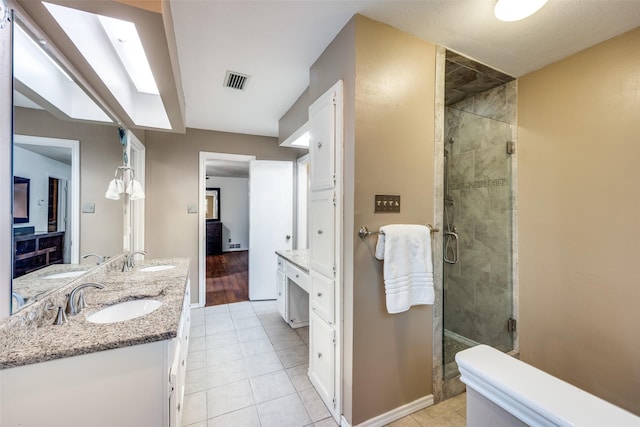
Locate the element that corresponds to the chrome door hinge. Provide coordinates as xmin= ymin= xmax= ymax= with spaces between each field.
xmin=332 ymin=192 xmax=337 ymax=206
xmin=332 ymin=95 xmax=337 ymax=105
xmin=332 ymin=264 xmax=336 ymax=276
xmin=332 ymin=330 xmax=336 ymax=346
xmin=506 ymin=141 xmax=516 ymax=155
xmin=507 ymin=318 xmax=517 ymax=332
xmin=333 ymin=396 xmax=337 ymax=408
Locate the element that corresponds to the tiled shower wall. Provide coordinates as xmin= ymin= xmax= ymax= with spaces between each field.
xmin=443 ymin=81 xmax=516 ymax=354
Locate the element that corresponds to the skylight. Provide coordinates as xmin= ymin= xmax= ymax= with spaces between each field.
xmin=43 ymin=2 xmax=171 ymax=129
xmin=97 ymin=15 xmax=159 ymax=95
xmin=13 ymin=22 xmax=112 ymax=123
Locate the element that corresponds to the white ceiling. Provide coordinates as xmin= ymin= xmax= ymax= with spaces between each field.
xmin=170 ymin=1 xmax=640 ymax=138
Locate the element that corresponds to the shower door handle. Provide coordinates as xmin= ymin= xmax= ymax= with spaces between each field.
xmin=444 ymin=231 xmax=459 ymax=264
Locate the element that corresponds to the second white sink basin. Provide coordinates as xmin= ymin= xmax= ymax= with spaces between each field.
xmin=43 ymin=270 xmax=87 ymax=280
xmin=139 ymin=265 xmax=175 ymax=272
xmin=86 ymin=299 xmax=162 ymax=324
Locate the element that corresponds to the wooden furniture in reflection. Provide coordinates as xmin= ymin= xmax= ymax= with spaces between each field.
xmin=13 ymin=231 xmax=65 ymax=278
xmin=206 ymin=220 xmax=223 ymax=255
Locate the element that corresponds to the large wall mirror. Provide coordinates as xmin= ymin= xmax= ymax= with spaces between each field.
xmin=9 ymin=9 xmax=124 ymax=315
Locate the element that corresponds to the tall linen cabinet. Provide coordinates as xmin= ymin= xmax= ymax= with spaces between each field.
xmin=308 ymin=80 xmax=343 ymax=422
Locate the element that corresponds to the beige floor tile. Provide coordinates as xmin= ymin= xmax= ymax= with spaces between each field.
xmin=386 ymin=415 xmax=421 ymax=427
xmin=243 ymin=351 xmax=284 ymax=378
xmin=206 ymin=342 xmax=242 ymax=367
xmin=314 ymin=417 xmax=339 ymax=427
xmin=299 ymin=386 xmax=331 ymax=422
xmin=249 ymin=370 xmax=296 ymax=403
xmin=187 ymin=350 xmax=206 ymax=371
xmin=206 ymin=319 xmax=235 ymax=335
xmin=421 ymin=411 xmax=466 ymax=427
xmin=205 ymin=330 xmax=239 ymax=349
xmin=277 ymin=343 xmax=309 ymax=368
xmin=286 ymin=364 xmax=313 ymax=391
xmin=182 ymin=391 xmax=207 ymax=426
xmin=206 ymin=379 xmax=255 ymax=419
xmin=206 ymin=359 xmax=248 ymax=388
xmin=239 ymin=337 xmax=276 ymax=357
xmin=204 ymin=305 xmax=229 ymax=314
xmin=185 ymin=367 xmax=207 ymax=395
xmin=269 ymin=330 xmax=305 ymax=351
xmin=236 ymin=326 xmax=268 ymax=343
xmin=183 ymin=421 xmax=207 ymax=427
xmin=256 ymin=393 xmax=312 ymax=427
xmin=233 ymin=316 xmax=262 ymax=330
xmin=189 ymin=336 xmax=206 ymax=353
xmin=411 ymin=394 xmax=466 ymax=424
xmin=207 ymin=406 xmax=261 ymax=427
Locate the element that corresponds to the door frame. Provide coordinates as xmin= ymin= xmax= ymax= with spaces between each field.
xmin=14 ymin=135 xmax=79 ymax=263
xmin=126 ymin=131 xmax=145 ymax=254
xmin=197 ymin=151 xmax=255 ymax=307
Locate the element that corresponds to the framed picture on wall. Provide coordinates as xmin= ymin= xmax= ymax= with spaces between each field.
xmin=13 ymin=176 xmax=30 ymax=224
xmin=205 ymin=187 xmax=220 ymax=220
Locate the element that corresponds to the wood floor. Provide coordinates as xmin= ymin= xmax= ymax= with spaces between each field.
xmin=205 ymin=251 xmax=249 ymax=306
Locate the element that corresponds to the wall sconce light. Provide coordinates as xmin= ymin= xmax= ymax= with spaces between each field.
xmin=495 ymin=0 xmax=548 ymax=22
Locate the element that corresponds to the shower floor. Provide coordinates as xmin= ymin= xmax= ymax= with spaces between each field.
xmin=444 ymin=331 xmax=474 ymax=378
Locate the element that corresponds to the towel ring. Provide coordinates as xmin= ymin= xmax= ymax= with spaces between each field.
xmin=358 ymin=225 xmax=439 ymax=240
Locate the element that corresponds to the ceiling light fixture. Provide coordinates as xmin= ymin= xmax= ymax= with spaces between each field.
xmin=494 ymin=0 xmax=548 ymax=22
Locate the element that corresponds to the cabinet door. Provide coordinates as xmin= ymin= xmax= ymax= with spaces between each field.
xmin=309 ymin=189 xmax=335 ymax=278
xmin=309 ymin=311 xmax=335 ymax=412
xmin=309 ymin=89 xmax=336 ymax=190
xmin=276 ymin=265 xmax=287 ymax=321
xmin=310 ymin=270 xmax=334 ymax=325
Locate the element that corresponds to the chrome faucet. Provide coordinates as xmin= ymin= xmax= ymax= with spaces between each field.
xmin=122 ymin=250 xmax=146 ymax=272
xmin=68 ymin=282 xmax=105 ymax=315
xmin=12 ymin=292 xmax=25 ymax=309
xmin=82 ymin=253 xmax=106 ymax=264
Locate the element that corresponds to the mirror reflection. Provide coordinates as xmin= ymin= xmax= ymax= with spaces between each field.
xmin=11 ymin=15 xmax=124 ymax=314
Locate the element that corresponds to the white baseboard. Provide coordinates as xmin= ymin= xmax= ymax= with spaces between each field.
xmin=343 ymin=394 xmax=434 ymax=427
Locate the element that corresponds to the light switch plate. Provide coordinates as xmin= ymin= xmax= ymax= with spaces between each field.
xmin=82 ymin=203 xmax=95 ymax=213
xmin=374 ymin=194 xmax=401 ymax=213
xmin=187 ymin=204 xmax=198 ymax=214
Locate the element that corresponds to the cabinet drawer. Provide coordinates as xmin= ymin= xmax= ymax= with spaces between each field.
xmin=286 ymin=262 xmax=310 ymax=293
xmin=311 ymin=271 xmax=334 ymax=324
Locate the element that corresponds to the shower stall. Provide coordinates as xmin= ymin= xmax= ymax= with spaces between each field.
xmin=442 ymin=50 xmax=517 ymax=379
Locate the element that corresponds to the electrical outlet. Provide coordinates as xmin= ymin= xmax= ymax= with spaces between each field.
xmin=187 ymin=204 xmax=198 ymax=214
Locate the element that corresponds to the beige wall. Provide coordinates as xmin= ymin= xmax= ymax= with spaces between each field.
xmin=143 ymin=128 xmax=300 ymax=301
xmin=518 ymin=28 xmax=640 ymax=415
xmin=278 ymin=87 xmax=310 ymax=144
xmin=13 ymin=108 xmax=124 ymax=259
xmin=311 ymin=15 xmax=436 ymax=425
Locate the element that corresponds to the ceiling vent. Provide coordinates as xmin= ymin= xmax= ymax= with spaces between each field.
xmin=224 ymin=71 xmax=250 ymax=91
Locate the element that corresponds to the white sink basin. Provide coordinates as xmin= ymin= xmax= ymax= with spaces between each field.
xmin=43 ymin=270 xmax=87 ymax=280
xmin=86 ymin=299 xmax=162 ymax=324
xmin=138 ymin=265 xmax=175 ymax=272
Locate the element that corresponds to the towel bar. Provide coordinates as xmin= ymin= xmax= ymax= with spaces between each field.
xmin=358 ymin=225 xmax=439 ymax=240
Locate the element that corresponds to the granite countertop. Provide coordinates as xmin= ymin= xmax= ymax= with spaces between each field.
xmin=0 ymin=257 xmax=190 ymax=370
xmin=275 ymin=249 xmax=309 ymax=272
xmin=12 ymin=263 xmax=101 ymax=308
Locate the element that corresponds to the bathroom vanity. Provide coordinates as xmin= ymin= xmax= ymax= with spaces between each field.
xmin=0 ymin=256 xmax=191 ymax=427
xmin=276 ymin=249 xmax=310 ymax=328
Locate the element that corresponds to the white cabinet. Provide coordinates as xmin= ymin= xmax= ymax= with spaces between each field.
xmin=307 ymin=80 xmax=343 ymax=422
xmin=309 ymin=189 xmax=336 ymax=278
xmin=276 ymin=256 xmax=287 ymax=319
xmin=309 ymin=92 xmax=336 ymax=191
xmin=276 ymin=255 xmax=310 ymax=329
xmin=309 ymin=311 xmax=336 ymax=411
xmin=310 ymin=270 xmax=335 ymax=325
xmin=0 ymin=284 xmax=191 ymax=427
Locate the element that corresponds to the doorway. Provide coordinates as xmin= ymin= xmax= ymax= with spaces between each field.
xmin=198 ymin=152 xmax=294 ymax=307
xmin=13 ymin=135 xmax=79 ymax=264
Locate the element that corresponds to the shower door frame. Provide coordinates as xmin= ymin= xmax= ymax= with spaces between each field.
xmin=432 ymin=46 xmax=520 ymax=403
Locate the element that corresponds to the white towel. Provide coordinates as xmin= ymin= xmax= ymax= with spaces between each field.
xmin=375 ymin=224 xmax=434 ymax=313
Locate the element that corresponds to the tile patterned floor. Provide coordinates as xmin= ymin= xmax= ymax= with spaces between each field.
xmin=182 ymin=300 xmax=466 ymax=427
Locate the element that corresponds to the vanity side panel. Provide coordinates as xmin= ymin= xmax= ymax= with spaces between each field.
xmin=0 ymin=341 xmax=167 ymax=427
